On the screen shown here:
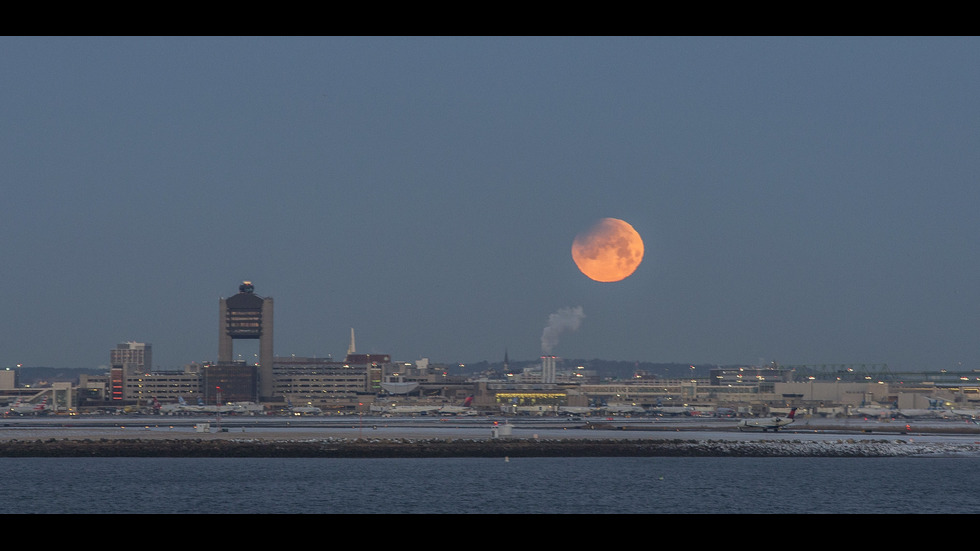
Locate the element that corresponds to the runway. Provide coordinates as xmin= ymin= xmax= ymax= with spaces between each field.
xmin=3 ymin=414 xmax=979 ymax=445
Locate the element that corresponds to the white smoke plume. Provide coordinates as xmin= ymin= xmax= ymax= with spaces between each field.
xmin=541 ymin=306 xmax=585 ymax=354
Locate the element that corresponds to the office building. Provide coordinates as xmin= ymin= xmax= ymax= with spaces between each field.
xmin=110 ymin=342 xmax=152 ymax=401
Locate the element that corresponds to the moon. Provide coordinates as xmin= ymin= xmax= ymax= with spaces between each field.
xmin=571 ymin=218 xmax=644 ymax=282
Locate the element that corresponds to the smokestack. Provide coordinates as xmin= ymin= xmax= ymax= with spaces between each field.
xmin=347 ymin=328 xmax=356 ymax=355
xmin=541 ymin=355 xmax=557 ymax=384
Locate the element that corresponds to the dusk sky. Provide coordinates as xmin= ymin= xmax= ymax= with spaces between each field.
xmin=3 ymin=36 xmax=979 ymax=372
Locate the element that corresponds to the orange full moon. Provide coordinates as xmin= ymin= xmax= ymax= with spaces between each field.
xmin=571 ymin=218 xmax=644 ymax=282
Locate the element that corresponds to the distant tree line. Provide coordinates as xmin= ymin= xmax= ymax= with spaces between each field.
xmin=12 ymin=360 xmax=734 ymax=387
xmin=451 ymin=359 xmax=723 ymax=380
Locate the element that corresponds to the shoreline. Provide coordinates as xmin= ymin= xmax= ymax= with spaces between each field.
xmin=2 ymin=436 xmax=979 ymax=458
xmin=4 ymin=416 xmax=980 ymax=458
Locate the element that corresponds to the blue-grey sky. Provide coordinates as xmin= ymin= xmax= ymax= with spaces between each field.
xmin=3 ymin=36 xmax=979 ymax=372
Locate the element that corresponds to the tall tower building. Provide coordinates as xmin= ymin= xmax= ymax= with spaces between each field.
xmin=219 ymin=281 xmax=274 ymax=401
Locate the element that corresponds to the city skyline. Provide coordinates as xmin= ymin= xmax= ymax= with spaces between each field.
xmin=3 ymin=36 xmax=980 ymax=372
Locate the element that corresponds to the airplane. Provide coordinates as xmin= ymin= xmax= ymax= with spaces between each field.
xmin=157 ymin=396 xmax=263 ymax=415
xmin=227 ymin=402 xmax=265 ymax=415
xmin=737 ymin=408 xmax=797 ymax=432
xmin=369 ymin=404 xmax=441 ymax=416
xmin=287 ymin=400 xmax=322 ymax=416
xmin=894 ymin=408 xmax=952 ymax=419
xmin=159 ymin=396 xmax=186 ymax=414
xmin=5 ymin=398 xmax=24 ymax=414
xmin=951 ymin=407 xmax=980 ymax=419
xmin=159 ymin=396 xmax=206 ymax=414
xmin=649 ymin=399 xmax=696 ymax=416
xmin=6 ymin=396 xmax=51 ymax=415
xmin=894 ymin=399 xmax=953 ymax=419
xmin=602 ymin=404 xmax=646 ymax=414
xmin=713 ymin=407 xmax=737 ymax=418
xmin=289 ymin=406 xmax=323 ymax=415
xmin=384 ymin=405 xmax=441 ymax=415
xmin=437 ymin=405 xmax=476 ymax=415
xmin=437 ymin=396 xmax=477 ymax=415
xmin=649 ymin=406 xmax=695 ymax=416
xmin=853 ymin=405 xmax=897 ymax=419
xmin=557 ymin=406 xmax=597 ymax=416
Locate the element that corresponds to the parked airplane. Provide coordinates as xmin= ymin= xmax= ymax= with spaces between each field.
xmin=951 ymin=407 xmax=980 ymax=419
xmin=5 ymin=399 xmax=24 ymax=414
xmin=649 ymin=406 xmax=695 ymax=416
xmin=649 ymin=399 xmax=696 ymax=416
xmin=159 ymin=396 xmax=264 ymax=415
xmin=382 ymin=405 xmax=441 ymax=415
xmin=714 ymin=407 xmax=737 ymax=418
xmin=227 ymin=402 xmax=265 ymax=415
xmin=737 ymin=408 xmax=797 ymax=432
xmin=895 ymin=399 xmax=953 ymax=419
xmin=602 ymin=404 xmax=646 ymax=414
xmin=854 ymin=406 xmax=896 ymax=419
xmin=6 ymin=396 xmax=50 ymax=415
xmin=159 ymin=396 xmax=203 ymax=414
xmin=437 ymin=405 xmax=476 ymax=415
xmin=558 ymin=406 xmax=597 ymax=415
xmin=436 ymin=396 xmax=477 ymax=415
xmin=895 ymin=407 xmax=952 ymax=419
xmin=287 ymin=400 xmax=322 ymax=416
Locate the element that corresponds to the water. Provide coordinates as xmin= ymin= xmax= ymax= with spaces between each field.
xmin=3 ymin=456 xmax=979 ymax=514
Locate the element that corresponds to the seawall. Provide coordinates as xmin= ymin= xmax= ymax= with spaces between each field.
xmin=2 ymin=436 xmax=976 ymax=458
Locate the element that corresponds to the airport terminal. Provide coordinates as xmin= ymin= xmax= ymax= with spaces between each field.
xmin=4 ymin=281 xmax=980 ymax=420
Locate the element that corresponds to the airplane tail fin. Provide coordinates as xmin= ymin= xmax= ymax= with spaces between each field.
xmin=788 ymin=407 xmax=798 ymax=419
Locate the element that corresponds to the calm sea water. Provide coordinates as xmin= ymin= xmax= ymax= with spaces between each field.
xmin=3 ymin=456 xmax=978 ymax=514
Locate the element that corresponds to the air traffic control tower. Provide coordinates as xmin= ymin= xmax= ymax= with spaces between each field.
xmin=219 ymin=281 xmax=274 ymax=401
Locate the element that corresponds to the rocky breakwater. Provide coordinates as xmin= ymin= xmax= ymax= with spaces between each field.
xmin=2 ymin=436 xmax=980 ymax=458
